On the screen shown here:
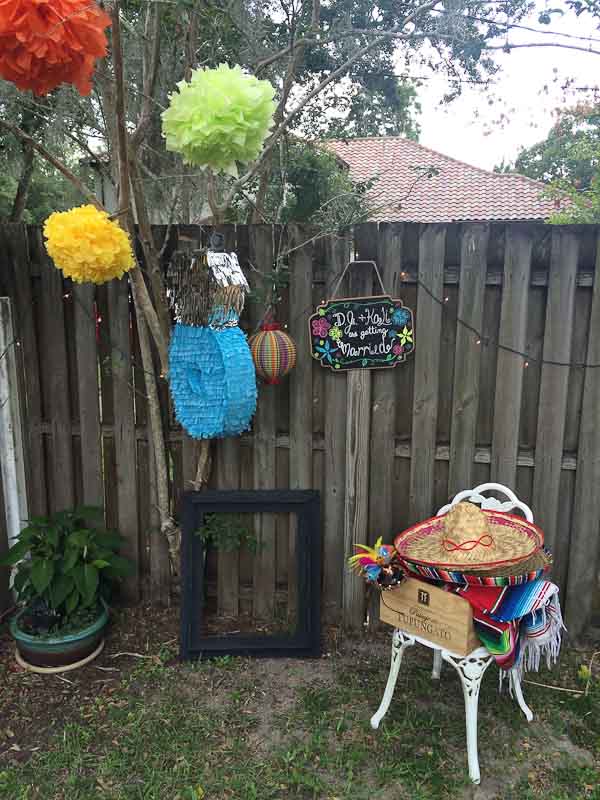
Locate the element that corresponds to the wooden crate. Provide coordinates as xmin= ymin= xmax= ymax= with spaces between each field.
xmin=379 ymin=578 xmax=480 ymax=656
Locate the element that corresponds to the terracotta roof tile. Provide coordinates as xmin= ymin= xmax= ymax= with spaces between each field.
xmin=325 ymin=136 xmax=556 ymax=223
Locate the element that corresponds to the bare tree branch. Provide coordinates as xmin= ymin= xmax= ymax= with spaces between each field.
xmin=110 ymin=0 xmax=170 ymax=375
xmin=223 ymin=0 xmax=442 ymax=208
xmin=0 ymin=119 xmax=103 ymax=209
xmin=131 ymin=1 xmax=163 ymax=151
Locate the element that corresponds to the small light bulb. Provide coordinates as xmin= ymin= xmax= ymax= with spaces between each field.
xmin=524 ymin=361 xmax=529 ymax=368
xmin=476 ymin=339 xmax=481 ymax=345
xmin=444 ymin=296 xmax=449 ymax=303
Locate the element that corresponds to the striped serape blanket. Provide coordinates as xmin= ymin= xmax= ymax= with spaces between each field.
xmin=451 ymin=579 xmax=564 ymax=672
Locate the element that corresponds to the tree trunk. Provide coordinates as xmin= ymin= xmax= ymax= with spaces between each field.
xmin=251 ymin=150 xmax=273 ymax=223
xmin=111 ymin=1 xmax=177 ymax=599
xmin=9 ymin=142 xmax=35 ymax=222
xmin=132 ymin=290 xmax=178 ymax=592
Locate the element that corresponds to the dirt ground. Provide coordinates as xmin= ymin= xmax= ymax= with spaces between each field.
xmin=1 ymin=604 xmax=599 ymax=800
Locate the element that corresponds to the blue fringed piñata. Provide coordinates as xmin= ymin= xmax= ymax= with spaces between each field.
xmin=169 ymin=322 xmax=256 ymax=438
xmin=167 ymin=247 xmax=256 ymax=439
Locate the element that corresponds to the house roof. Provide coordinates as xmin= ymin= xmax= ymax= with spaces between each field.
xmin=325 ymin=136 xmax=557 ymax=223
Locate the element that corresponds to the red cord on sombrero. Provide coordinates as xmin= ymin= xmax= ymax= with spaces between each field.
xmin=442 ymin=534 xmax=494 ymax=553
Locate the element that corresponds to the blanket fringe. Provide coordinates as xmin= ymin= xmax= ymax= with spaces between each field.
xmin=510 ymin=597 xmax=565 ymax=683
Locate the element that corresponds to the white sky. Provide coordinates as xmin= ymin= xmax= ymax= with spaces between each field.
xmin=411 ymin=5 xmax=599 ymax=170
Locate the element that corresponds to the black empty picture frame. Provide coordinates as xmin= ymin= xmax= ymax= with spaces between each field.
xmin=180 ymin=489 xmax=321 ymax=660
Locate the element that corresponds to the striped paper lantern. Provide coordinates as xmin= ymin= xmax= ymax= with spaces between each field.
xmin=249 ymin=322 xmax=297 ymax=385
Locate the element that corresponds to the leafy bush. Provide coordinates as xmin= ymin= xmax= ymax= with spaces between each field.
xmin=0 ymin=507 xmax=131 ymax=632
xmin=196 ymin=513 xmax=258 ymax=552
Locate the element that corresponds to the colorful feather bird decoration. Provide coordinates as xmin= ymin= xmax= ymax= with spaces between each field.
xmin=348 ymin=537 xmax=396 ymax=583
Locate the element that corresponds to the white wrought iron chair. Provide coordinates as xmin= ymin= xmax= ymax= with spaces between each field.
xmin=370 ymin=483 xmax=534 ymax=785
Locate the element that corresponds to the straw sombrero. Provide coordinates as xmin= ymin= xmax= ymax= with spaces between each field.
xmin=399 ymin=547 xmax=552 ymax=586
xmin=394 ymin=501 xmax=544 ymax=572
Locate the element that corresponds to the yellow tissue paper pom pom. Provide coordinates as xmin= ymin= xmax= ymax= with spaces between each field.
xmin=43 ymin=205 xmax=135 ymax=285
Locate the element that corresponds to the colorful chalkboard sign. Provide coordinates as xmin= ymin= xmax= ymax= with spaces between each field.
xmin=309 ymin=295 xmax=415 ymax=371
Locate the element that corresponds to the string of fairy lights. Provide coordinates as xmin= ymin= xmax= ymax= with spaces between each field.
xmin=4 ymin=251 xmax=597 ymax=380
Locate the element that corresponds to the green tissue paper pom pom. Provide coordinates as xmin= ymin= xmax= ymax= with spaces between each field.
xmin=161 ymin=64 xmax=276 ymax=175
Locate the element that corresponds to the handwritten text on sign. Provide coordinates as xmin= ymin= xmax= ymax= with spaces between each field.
xmin=309 ymin=295 xmax=415 ymax=371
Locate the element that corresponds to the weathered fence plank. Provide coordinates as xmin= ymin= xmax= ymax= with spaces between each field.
xmin=322 ymin=234 xmax=349 ymax=622
xmin=73 ymin=283 xmax=104 ymax=507
xmin=370 ymin=223 xmax=403 ymax=545
xmin=491 ymin=227 xmax=533 ymax=487
xmin=37 ymin=231 xmax=74 ymax=511
xmin=448 ymin=224 xmax=489 ymax=497
xmin=0 ymin=298 xmax=28 ymax=548
xmin=343 ymin=242 xmax=373 ymax=629
xmin=216 ymin=438 xmax=241 ymax=616
xmin=107 ymin=277 xmax=139 ymax=601
xmin=566 ymin=233 xmax=600 ymax=638
xmin=3 ymin=221 xmax=600 ymax=628
xmin=409 ymin=225 xmax=446 ymax=522
xmin=288 ymin=225 xmax=314 ymax=619
xmin=1 ymin=226 xmax=46 ymax=516
xmin=532 ymin=229 xmax=579 ymax=591
xmin=213 ymin=219 xmax=239 ymax=614
xmin=250 ymin=225 xmax=277 ymax=619
xmin=0 ymin=469 xmax=9 ymax=613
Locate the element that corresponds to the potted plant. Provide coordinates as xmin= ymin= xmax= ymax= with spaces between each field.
xmin=0 ymin=506 xmax=131 ymax=670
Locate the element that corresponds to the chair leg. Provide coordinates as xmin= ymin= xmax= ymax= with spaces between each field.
xmin=509 ymin=668 xmax=534 ymax=722
xmin=371 ymin=629 xmax=415 ymax=730
xmin=432 ymin=649 xmax=443 ymax=680
xmin=442 ymin=650 xmax=493 ymax=785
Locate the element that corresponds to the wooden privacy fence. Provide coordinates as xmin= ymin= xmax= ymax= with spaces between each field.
xmin=1 ymin=221 xmax=600 ymax=636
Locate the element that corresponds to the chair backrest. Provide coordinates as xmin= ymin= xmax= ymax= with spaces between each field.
xmin=436 ymin=482 xmax=534 ymax=522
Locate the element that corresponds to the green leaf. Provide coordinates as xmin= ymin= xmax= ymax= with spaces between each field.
xmin=30 ymin=559 xmax=54 ymax=594
xmin=104 ymin=555 xmax=133 ymax=578
xmin=13 ymin=566 xmax=30 ymax=593
xmin=72 ymin=565 xmax=85 ymax=596
xmin=0 ymin=538 xmax=30 ymax=566
xmin=82 ymin=563 xmax=99 ymax=599
xmin=67 ymin=530 xmax=89 ymax=549
xmin=91 ymin=559 xmax=110 ymax=569
xmin=62 ymin=548 xmax=79 ymax=573
xmin=65 ymin=589 xmax=79 ymax=615
xmin=16 ymin=526 xmax=36 ymax=542
xmin=45 ymin=527 xmax=59 ymax=548
xmin=49 ymin=575 xmax=74 ymax=609
xmin=73 ymin=506 xmax=104 ymax=519
xmin=94 ymin=530 xmax=125 ymax=550
xmin=25 ymin=516 xmax=51 ymax=527
xmin=81 ymin=591 xmax=97 ymax=609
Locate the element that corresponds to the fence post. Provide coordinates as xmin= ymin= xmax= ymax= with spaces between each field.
xmin=343 ymin=253 xmax=373 ymax=629
xmin=323 ymin=234 xmax=350 ymax=623
xmin=0 ymin=297 xmax=28 ymax=545
xmin=0 ymin=298 xmax=28 ymax=609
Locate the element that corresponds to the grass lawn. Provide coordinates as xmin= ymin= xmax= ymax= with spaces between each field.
xmin=1 ymin=606 xmax=599 ymax=800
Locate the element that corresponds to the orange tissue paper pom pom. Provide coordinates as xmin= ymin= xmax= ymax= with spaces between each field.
xmin=0 ymin=0 xmax=111 ymax=96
